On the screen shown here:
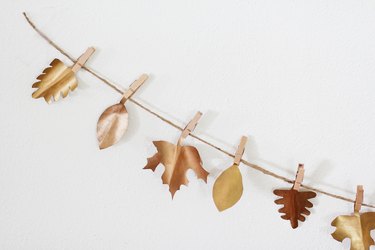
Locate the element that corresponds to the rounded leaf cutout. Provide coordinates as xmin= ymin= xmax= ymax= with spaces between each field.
xmin=97 ymin=103 xmax=129 ymax=149
xmin=213 ymin=164 xmax=243 ymax=211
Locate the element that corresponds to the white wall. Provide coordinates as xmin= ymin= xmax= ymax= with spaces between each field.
xmin=1 ymin=1 xmax=375 ymax=249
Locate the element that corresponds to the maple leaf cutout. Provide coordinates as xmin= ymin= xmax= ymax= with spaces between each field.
xmin=274 ymin=189 xmax=316 ymax=229
xmin=32 ymin=59 xmax=78 ymax=103
xmin=144 ymin=140 xmax=209 ymax=198
xmin=331 ymin=212 xmax=375 ymax=250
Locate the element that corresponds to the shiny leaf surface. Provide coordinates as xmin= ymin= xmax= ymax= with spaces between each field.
xmin=331 ymin=212 xmax=375 ymax=250
xmin=144 ymin=140 xmax=209 ymax=198
xmin=32 ymin=59 xmax=77 ymax=103
xmin=274 ymin=188 xmax=316 ymax=229
xmin=97 ymin=103 xmax=128 ymax=149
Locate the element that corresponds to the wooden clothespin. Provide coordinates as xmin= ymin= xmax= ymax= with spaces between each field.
xmin=233 ymin=136 xmax=248 ymax=166
xmin=179 ymin=112 xmax=202 ymax=142
xmin=120 ymin=74 xmax=149 ymax=104
xmin=71 ymin=47 xmax=95 ymax=73
xmin=292 ymin=163 xmax=305 ymax=191
xmin=354 ymin=185 xmax=364 ymax=213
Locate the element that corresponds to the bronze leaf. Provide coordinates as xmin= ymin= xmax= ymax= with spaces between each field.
xmin=274 ymin=188 xmax=316 ymax=229
xmin=32 ymin=59 xmax=78 ymax=103
xmin=144 ymin=140 xmax=209 ymax=198
xmin=331 ymin=212 xmax=375 ymax=250
xmin=96 ymin=73 xmax=148 ymax=149
xmin=96 ymin=103 xmax=129 ymax=150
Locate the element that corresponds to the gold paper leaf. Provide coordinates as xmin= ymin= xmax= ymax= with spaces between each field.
xmin=274 ymin=189 xmax=316 ymax=229
xmin=144 ymin=140 xmax=209 ymax=198
xmin=212 ymin=164 xmax=243 ymax=211
xmin=331 ymin=212 xmax=375 ymax=250
xmin=32 ymin=59 xmax=78 ymax=103
xmin=96 ymin=103 xmax=129 ymax=150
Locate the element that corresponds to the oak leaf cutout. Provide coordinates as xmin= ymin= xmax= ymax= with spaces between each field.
xmin=331 ymin=212 xmax=375 ymax=250
xmin=212 ymin=164 xmax=243 ymax=211
xmin=32 ymin=48 xmax=94 ymax=103
xmin=144 ymin=140 xmax=209 ymax=198
xmin=32 ymin=59 xmax=78 ymax=103
xmin=274 ymin=188 xmax=316 ymax=229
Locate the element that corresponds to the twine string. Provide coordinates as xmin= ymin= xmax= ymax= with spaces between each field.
xmin=23 ymin=12 xmax=375 ymax=208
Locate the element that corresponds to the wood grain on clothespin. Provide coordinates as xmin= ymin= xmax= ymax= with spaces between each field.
xmin=233 ymin=136 xmax=248 ymax=165
xmin=354 ymin=185 xmax=364 ymax=213
xmin=179 ymin=112 xmax=202 ymax=141
xmin=120 ymin=74 xmax=149 ymax=104
xmin=71 ymin=47 xmax=95 ymax=73
xmin=292 ymin=164 xmax=305 ymax=191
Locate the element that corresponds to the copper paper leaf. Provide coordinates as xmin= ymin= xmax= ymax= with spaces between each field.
xmin=143 ymin=140 xmax=209 ymax=198
xmin=331 ymin=212 xmax=375 ymax=250
xmin=274 ymin=189 xmax=316 ymax=229
xmin=96 ymin=103 xmax=129 ymax=150
xmin=32 ymin=59 xmax=78 ymax=103
xmin=212 ymin=164 xmax=243 ymax=212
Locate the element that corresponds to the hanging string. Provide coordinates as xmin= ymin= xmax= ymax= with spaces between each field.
xmin=23 ymin=12 xmax=375 ymax=208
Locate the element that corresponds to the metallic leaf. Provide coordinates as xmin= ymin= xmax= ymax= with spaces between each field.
xmin=274 ymin=188 xmax=316 ymax=229
xmin=212 ymin=164 xmax=243 ymax=212
xmin=32 ymin=59 xmax=78 ymax=103
xmin=144 ymin=140 xmax=209 ymax=198
xmin=331 ymin=212 xmax=375 ymax=250
xmin=97 ymin=103 xmax=128 ymax=150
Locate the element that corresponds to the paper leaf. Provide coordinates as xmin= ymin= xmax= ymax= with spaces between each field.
xmin=331 ymin=212 xmax=375 ymax=250
xmin=143 ymin=140 xmax=209 ymax=198
xmin=32 ymin=59 xmax=78 ymax=103
xmin=212 ymin=164 xmax=243 ymax=211
xmin=97 ymin=103 xmax=129 ymax=149
xmin=274 ymin=188 xmax=316 ymax=229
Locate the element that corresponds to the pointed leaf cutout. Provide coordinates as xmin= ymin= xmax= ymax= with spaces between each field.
xmin=331 ymin=212 xmax=375 ymax=250
xmin=97 ymin=103 xmax=129 ymax=149
xmin=274 ymin=189 xmax=316 ymax=229
xmin=213 ymin=164 xmax=243 ymax=211
xmin=32 ymin=59 xmax=78 ymax=103
xmin=144 ymin=140 xmax=209 ymax=198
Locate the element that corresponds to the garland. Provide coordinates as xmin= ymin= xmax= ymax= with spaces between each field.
xmin=23 ymin=12 xmax=375 ymax=249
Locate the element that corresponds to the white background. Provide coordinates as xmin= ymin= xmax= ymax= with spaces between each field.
xmin=1 ymin=0 xmax=375 ymax=249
